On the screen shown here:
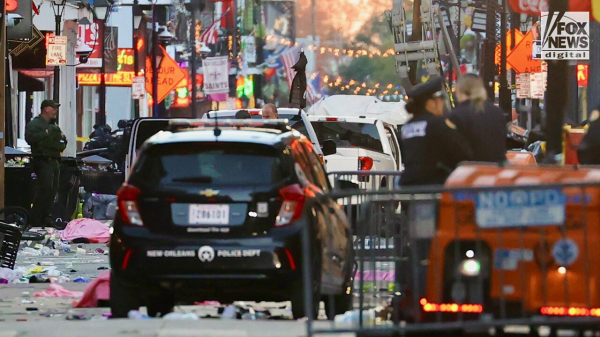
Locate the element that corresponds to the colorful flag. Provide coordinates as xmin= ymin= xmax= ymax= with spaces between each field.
xmin=199 ymin=9 xmax=230 ymax=45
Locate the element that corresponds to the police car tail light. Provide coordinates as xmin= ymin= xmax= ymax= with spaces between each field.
xmin=358 ymin=157 xmax=373 ymax=171
xmin=276 ymin=184 xmax=306 ymax=227
xmin=117 ymin=184 xmax=144 ymax=226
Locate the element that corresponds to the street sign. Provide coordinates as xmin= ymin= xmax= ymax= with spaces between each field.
xmin=475 ymin=189 xmax=565 ymax=228
xmin=495 ymin=30 xmax=524 ymax=70
xmin=145 ymin=46 xmax=187 ymax=104
xmin=516 ymin=73 xmax=530 ymax=99
xmin=532 ymin=40 xmax=541 ymax=59
xmin=132 ymin=76 xmax=145 ymax=100
xmin=530 ymin=72 xmax=545 ymax=99
xmin=506 ymin=31 xmax=542 ymax=73
xmin=46 ymin=35 xmax=67 ymax=66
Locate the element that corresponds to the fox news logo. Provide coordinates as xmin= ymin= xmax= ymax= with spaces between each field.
xmin=541 ymin=11 xmax=589 ymax=60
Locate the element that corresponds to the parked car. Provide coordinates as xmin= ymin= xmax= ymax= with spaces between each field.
xmin=202 ymin=108 xmax=336 ymax=159
xmin=110 ymin=119 xmax=354 ymax=320
xmin=300 ymin=116 xmax=402 ymax=190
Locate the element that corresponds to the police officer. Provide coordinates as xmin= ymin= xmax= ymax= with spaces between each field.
xmin=578 ymin=104 xmax=600 ymax=164
xmin=399 ymin=77 xmax=472 ymax=186
xmin=25 ymin=100 xmax=68 ymax=228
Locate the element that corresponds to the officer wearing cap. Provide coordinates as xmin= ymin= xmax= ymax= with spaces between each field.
xmin=399 ymin=77 xmax=472 ymax=186
xmin=578 ymin=103 xmax=600 ymax=164
xmin=25 ymin=100 xmax=68 ymax=228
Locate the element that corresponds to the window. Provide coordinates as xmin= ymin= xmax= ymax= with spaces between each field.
xmin=385 ymin=126 xmax=401 ymax=168
xmin=132 ymin=142 xmax=285 ymax=187
xmin=297 ymin=122 xmax=383 ymax=153
xmin=300 ymin=141 xmax=329 ymax=191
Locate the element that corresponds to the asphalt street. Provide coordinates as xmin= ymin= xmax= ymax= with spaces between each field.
xmin=0 ymin=236 xmax=356 ymax=336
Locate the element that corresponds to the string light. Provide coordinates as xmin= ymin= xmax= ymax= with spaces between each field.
xmin=264 ymin=35 xmax=395 ymax=58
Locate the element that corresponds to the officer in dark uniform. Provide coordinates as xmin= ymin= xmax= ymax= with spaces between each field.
xmin=578 ymin=104 xmax=600 ymax=164
xmin=25 ymin=100 xmax=68 ymax=228
xmin=399 ymin=77 xmax=472 ymax=186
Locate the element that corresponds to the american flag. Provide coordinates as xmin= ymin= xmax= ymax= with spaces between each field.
xmin=199 ymin=9 xmax=230 ymax=45
xmin=281 ymin=46 xmax=322 ymax=105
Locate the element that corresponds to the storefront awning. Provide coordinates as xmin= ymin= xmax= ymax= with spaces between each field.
xmin=18 ymin=72 xmax=45 ymax=92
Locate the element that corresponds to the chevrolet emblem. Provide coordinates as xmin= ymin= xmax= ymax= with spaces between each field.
xmin=200 ymin=189 xmax=219 ymax=197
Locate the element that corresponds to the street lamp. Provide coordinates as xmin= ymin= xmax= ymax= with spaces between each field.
xmin=93 ymin=0 xmax=112 ymax=127
xmin=132 ymin=3 xmax=144 ymax=118
xmin=51 ymin=0 xmax=68 ymax=104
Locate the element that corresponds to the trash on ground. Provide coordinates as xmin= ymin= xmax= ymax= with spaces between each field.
xmin=163 ymin=312 xmax=200 ymax=320
xmin=74 ymin=270 xmax=110 ymax=308
xmin=34 ymin=284 xmax=84 ymax=298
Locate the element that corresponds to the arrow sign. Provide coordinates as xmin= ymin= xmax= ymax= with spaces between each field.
xmin=145 ymin=46 xmax=187 ymax=104
xmin=507 ymin=31 xmax=542 ymax=74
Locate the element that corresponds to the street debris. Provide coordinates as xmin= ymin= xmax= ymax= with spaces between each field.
xmin=34 ymin=284 xmax=84 ymax=298
xmin=74 ymin=270 xmax=110 ymax=308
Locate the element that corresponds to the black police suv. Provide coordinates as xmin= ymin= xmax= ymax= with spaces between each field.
xmin=109 ymin=120 xmax=354 ymax=319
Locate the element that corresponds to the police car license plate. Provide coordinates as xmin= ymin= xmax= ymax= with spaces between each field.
xmin=188 ymin=204 xmax=229 ymax=225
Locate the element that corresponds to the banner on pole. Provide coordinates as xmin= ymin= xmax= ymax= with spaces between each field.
xmin=203 ymin=56 xmax=229 ymax=95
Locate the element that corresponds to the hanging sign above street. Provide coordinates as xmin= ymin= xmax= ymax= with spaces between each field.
xmin=145 ymin=46 xmax=187 ymax=104
xmin=507 ymin=31 xmax=542 ymax=74
xmin=508 ymin=0 xmax=548 ymax=16
xmin=203 ymin=56 xmax=230 ymax=95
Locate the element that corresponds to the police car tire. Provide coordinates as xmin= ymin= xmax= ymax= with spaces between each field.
xmin=146 ymin=291 xmax=175 ymax=317
xmin=110 ymin=274 xmax=142 ymax=318
xmin=290 ymin=242 xmax=322 ymax=320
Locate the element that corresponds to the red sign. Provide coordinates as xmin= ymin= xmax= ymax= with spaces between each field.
xmin=507 ymin=31 xmax=542 ymax=74
xmin=577 ymin=64 xmax=588 ymax=87
xmin=77 ymin=21 xmax=103 ymax=68
xmin=510 ymin=0 xmax=594 ymax=18
xmin=145 ymin=46 xmax=187 ymax=104
xmin=6 ymin=0 xmax=18 ymax=11
xmin=77 ymin=72 xmax=137 ymax=86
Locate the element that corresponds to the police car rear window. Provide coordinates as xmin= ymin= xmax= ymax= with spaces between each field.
xmin=299 ymin=122 xmax=383 ymax=153
xmin=132 ymin=143 xmax=285 ymax=186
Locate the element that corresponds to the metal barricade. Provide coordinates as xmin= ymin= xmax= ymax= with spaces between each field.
xmin=302 ymin=173 xmax=600 ymax=336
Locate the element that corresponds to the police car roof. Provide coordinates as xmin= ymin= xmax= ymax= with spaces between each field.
xmin=144 ymin=128 xmax=299 ymax=147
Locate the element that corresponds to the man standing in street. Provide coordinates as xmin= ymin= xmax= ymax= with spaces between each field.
xmin=262 ymin=103 xmax=279 ymax=119
xmin=25 ymin=100 xmax=68 ymax=229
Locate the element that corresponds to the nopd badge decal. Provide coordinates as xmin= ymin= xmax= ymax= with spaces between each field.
xmin=198 ymin=246 xmax=215 ymax=262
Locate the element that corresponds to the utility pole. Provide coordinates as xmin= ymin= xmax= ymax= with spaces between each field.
xmin=0 ymin=0 xmax=7 ymax=208
xmin=133 ymin=0 xmax=140 ymax=118
xmin=544 ymin=0 xmax=569 ymax=162
xmin=189 ymin=3 xmax=198 ymax=118
xmin=98 ymin=21 xmax=107 ymax=126
xmin=151 ymin=1 xmax=158 ymax=116
xmin=499 ymin=0 xmax=511 ymax=117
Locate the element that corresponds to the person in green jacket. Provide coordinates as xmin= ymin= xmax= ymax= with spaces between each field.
xmin=25 ymin=100 xmax=67 ymax=229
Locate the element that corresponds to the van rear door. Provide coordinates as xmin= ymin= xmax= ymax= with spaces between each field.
xmin=125 ymin=119 xmax=170 ymax=180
